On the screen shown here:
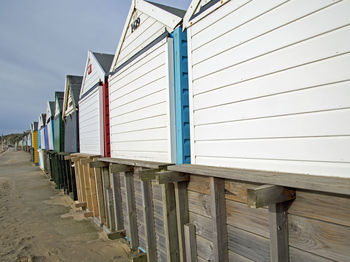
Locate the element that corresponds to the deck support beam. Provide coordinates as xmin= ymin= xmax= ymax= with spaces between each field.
xmin=210 ymin=177 xmax=228 ymax=262
xmin=247 ymin=184 xmax=295 ymax=262
xmin=124 ymin=171 xmax=139 ymax=250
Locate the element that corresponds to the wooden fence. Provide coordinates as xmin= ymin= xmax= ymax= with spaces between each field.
xmin=69 ymin=156 xmax=350 ymax=262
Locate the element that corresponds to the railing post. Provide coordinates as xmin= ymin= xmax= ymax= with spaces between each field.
xmin=210 ymin=177 xmax=228 ymax=262
xmin=247 ymin=185 xmax=295 ymax=262
xmin=175 ymin=181 xmax=189 ymax=262
xmin=124 ymin=170 xmax=139 ymax=250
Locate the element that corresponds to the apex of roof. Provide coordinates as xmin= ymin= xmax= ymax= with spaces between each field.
xmin=92 ymin=52 xmax=114 ymax=73
xmin=48 ymin=101 xmax=55 ymax=117
xmin=146 ymin=1 xmax=186 ymax=18
xmin=55 ymin=91 xmax=64 ymax=100
xmin=70 ymin=84 xmax=82 ymax=108
xmin=67 ymin=75 xmax=83 ymax=86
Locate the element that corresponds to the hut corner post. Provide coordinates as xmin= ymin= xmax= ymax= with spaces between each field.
xmin=247 ymin=185 xmax=296 ymax=262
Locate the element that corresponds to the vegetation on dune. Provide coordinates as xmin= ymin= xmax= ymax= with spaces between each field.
xmin=1 ymin=132 xmax=29 ymax=146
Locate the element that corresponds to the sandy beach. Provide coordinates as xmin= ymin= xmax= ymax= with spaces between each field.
xmin=0 ymin=150 xmax=130 ymax=262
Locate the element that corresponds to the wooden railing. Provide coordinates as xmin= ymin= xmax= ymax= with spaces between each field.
xmin=69 ymin=157 xmax=350 ymax=262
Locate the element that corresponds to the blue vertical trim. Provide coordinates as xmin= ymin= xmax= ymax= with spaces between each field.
xmin=38 ymin=129 xmax=41 ymax=149
xmin=44 ymin=125 xmax=49 ymax=149
xmin=172 ymin=27 xmax=191 ymax=164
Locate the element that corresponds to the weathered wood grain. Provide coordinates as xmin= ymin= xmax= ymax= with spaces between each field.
xmin=189 ymin=212 xmax=212 ymax=240
xmin=94 ymin=167 xmax=106 ymax=224
xmin=226 ymin=199 xmax=270 ymax=238
xmin=195 ymin=235 xmax=214 ymax=261
xmin=210 ymin=177 xmax=228 ymax=261
xmin=188 ymin=175 xmax=259 ymax=203
xmin=141 ymin=180 xmax=157 ymax=262
xmin=288 ymin=190 xmax=350 ymax=227
xmin=106 ymin=188 xmax=116 ymax=231
xmin=168 ymin=165 xmax=350 ymax=196
xmin=83 ymin=163 xmax=93 ymax=212
xmin=97 ymin=157 xmax=170 ymax=169
xmin=289 ymin=214 xmax=350 ymax=261
xmin=228 ymin=251 xmax=253 ymax=262
xmin=227 ymin=225 xmax=270 ymax=262
xmin=110 ymin=163 xmax=133 ymax=173
xmin=175 ymin=181 xmax=189 ymax=262
xmin=124 ymin=172 xmax=139 ymax=250
xmin=110 ymin=169 xmax=123 ymax=230
xmin=247 ymin=185 xmax=295 ymax=208
xmin=80 ymin=158 xmax=92 ymax=165
xmin=157 ymin=171 xmax=189 ymax=184
xmin=89 ymin=161 xmax=109 ymax=168
xmin=188 ymin=191 xmax=270 ymax=238
xmin=162 ymin=183 xmax=179 ymax=262
xmin=102 ymin=166 xmax=111 ymax=228
xmin=184 ymin=223 xmax=197 ymax=262
xmin=188 ymin=190 xmax=211 ymax=218
xmin=88 ymin=167 xmax=99 ymax=217
xmin=75 ymin=160 xmax=84 ymax=202
xmin=152 ymin=183 xmax=162 ymax=201
xmin=269 ymin=202 xmax=290 ymax=262
xmin=289 ymin=247 xmax=333 ymax=262
xmin=225 ymin=180 xmax=260 ymax=203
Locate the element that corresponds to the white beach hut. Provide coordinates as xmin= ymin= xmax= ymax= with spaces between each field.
xmin=108 ymin=0 xmax=190 ymax=164
xmin=38 ymin=113 xmax=46 ymax=170
xmin=79 ymin=51 xmax=114 ymax=156
xmin=183 ymin=0 xmax=350 ymax=177
xmin=46 ymin=101 xmax=55 ymax=150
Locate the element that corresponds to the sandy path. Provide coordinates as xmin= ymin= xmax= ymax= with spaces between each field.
xmin=0 ymin=151 xmax=131 ymax=262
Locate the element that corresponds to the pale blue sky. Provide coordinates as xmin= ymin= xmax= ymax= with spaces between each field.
xmin=0 ymin=0 xmax=191 ymax=135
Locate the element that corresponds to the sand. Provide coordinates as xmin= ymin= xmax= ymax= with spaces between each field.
xmin=0 ymin=151 xmax=131 ymax=262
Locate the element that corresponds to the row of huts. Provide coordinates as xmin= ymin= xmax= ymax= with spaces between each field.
xmin=25 ymin=0 xmax=350 ymax=261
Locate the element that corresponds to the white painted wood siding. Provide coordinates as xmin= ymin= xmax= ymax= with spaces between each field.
xmin=188 ymin=0 xmax=350 ymax=177
xmin=113 ymin=10 xmax=167 ymax=69
xmin=109 ymin=38 xmax=175 ymax=162
xmin=79 ymin=88 xmax=104 ymax=155
xmin=40 ymin=128 xmax=45 ymax=150
xmin=47 ymin=121 xmax=54 ymax=150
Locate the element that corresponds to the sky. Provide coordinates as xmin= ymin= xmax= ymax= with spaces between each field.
xmin=0 ymin=0 xmax=191 ymax=135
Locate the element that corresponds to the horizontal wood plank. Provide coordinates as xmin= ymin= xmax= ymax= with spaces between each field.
xmin=97 ymin=157 xmax=171 ymax=169
xmin=289 ymin=214 xmax=350 ymax=261
xmin=288 ymin=190 xmax=350 ymax=227
xmin=168 ymin=164 xmax=350 ymax=196
xmin=247 ymin=185 xmax=295 ymax=208
xmin=227 ymin=224 xmax=270 ymax=262
xmin=289 ymin=247 xmax=333 ymax=262
xmin=188 ymin=175 xmax=260 ymax=203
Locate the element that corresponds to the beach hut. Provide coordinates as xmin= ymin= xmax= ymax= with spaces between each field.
xmin=27 ymin=133 xmax=32 ymax=150
xmin=182 ymin=0 xmax=350 ymax=177
xmin=30 ymin=122 xmax=38 ymax=165
xmin=46 ymin=101 xmax=55 ymax=150
xmin=38 ymin=113 xmax=46 ymax=170
xmin=87 ymin=1 xmax=190 ymax=261
xmin=108 ymin=0 xmax=189 ymax=164
xmin=62 ymin=75 xmax=83 ymax=153
xmin=59 ymin=76 xmax=82 ymax=196
xmin=54 ymin=91 xmax=65 ymax=152
xmin=79 ymin=51 xmax=114 ymax=157
xmin=48 ymin=92 xmax=65 ymax=192
xmin=71 ymin=51 xmax=114 ymax=227
xmin=156 ymin=1 xmax=350 ymax=262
